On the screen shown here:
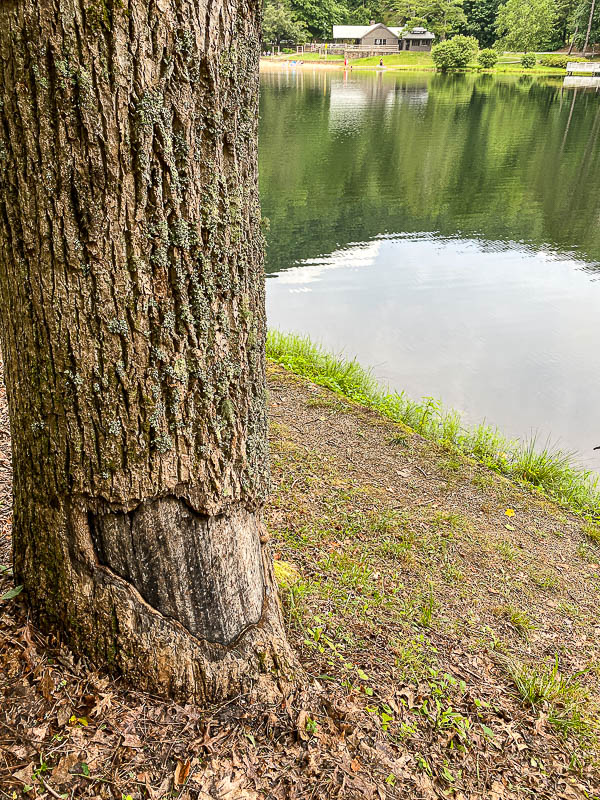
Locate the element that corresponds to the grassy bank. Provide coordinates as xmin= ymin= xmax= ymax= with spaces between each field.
xmin=267 ymin=330 xmax=600 ymax=518
xmin=261 ymin=52 xmax=576 ymax=75
xmin=265 ymin=52 xmax=344 ymax=62
xmin=349 ymin=51 xmax=434 ymax=67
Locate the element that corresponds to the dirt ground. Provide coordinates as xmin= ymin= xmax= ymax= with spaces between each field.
xmin=1 ymin=362 xmax=599 ymax=799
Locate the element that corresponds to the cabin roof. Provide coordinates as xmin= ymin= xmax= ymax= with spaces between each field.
xmin=332 ymin=23 xmax=404 ymax=39
xmin=402 ymin=28 xmax=435 ymax=39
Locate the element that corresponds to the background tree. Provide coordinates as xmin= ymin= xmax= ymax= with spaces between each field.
xmin=554 ymin=0 xmax=578 ymax=47
xmin=290 ymin=0 xmax=346 ymax=38
xmin=495 ymin=0 xmax=557 ymax=50
xmin=571 ymin=0 xmax=600 ymax=51
xmin=345 ymin=0 xmax=388 ymax=23
xmin=423 ymin=0 xmax=467 ymax=38
xmin=582 ymin=0 xmax=598 ymax=51
xmin=0 ymin=0 xmax=294 ymax=702
xmin=263 ymin=1 xmax=309 ymax=46
xmin=389 ymin=0 xmax=466 ymax=37
xmin=462 ymin=0 xmax=502 ymax=46
xmin=388 ymin=0 xmax=430 ymax=25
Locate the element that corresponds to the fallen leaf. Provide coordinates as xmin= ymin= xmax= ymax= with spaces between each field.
xmin=122 ymin=732 xmax=143 ymax=749
xmin=534 ymin=713 xmax=548 ymax=735
xmin=52 ymin=752 xmax=79 ymax=786
xmin=296 ymin=710 xmax=310 ymax=742
xmin=350 ymin=758 xmax=361 ymax=773
xmin=8 ymin=743 xmax=35 ymax=759
xmin=91 ymin=692 xmax=114 ymax=717
xmin=12 ymin=763 xmax=34 ymax=785
xmin=174 ymin=758 xmax=191 ymax=787
xmin=57 ymin=703 xmax=73 ymax=727
xmin=28 ymin=724 xmax=49 ymax=743
xmin=38 ymin=671 xmax=54 ymax=701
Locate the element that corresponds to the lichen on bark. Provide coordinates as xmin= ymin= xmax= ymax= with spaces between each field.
xmin=0 ymin=0 xmax=295 ymax=701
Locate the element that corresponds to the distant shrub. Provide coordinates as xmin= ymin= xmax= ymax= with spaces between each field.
xmin=432 ymin=41 xmax=456 ymax=71
xmin=432 ymin=35 xmax=479 ymax=70
xmin=478 ymin=48 xmax=498 ymax=68
xmin=452 ymin=35 xmax=480 ymax=64
xmin=521 ymin=53 xmax=537 ymax=68
xmin=539 ymin=54 xmax=588 ymax=67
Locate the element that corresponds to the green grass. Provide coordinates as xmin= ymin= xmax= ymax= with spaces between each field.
xmin=583 ymin=521 xmax=600 ymax=544
xmin=265 ymin=52 xmax=343 ymax=62
xmin=266 ymin=330 xmax=600 ymax=518
xmin=497 ymin=605 xmax=537 ymax=636
xmin=502 ymin=655 xmax=599 ymax=747
xmin=350 ymin=52 xmax=434 ymax=67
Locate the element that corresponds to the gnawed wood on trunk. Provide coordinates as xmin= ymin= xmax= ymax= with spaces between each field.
xmin=0 ymin=0 xmax=295 ymax=700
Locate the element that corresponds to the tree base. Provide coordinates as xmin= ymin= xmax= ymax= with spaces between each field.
xmin=15 ymin=497 xmax=297 ymax=703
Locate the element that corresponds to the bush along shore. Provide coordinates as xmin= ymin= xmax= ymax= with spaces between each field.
xmin=267 ymin=330 xmax=600 ymax=519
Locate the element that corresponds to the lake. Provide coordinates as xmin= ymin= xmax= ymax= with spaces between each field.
xmin=259 ymin=68 xmax=600 ymax=471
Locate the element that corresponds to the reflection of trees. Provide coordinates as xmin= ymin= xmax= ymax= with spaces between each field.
xmin=259 ymin=71 xmax=600 ymax=273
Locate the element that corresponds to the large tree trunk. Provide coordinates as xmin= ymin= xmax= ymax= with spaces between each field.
xmin=0 ymin=0 xmax=295 ymax=702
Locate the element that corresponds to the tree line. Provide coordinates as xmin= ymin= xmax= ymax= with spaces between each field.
xmin=263 ymin=0 xmax=599 ymax=53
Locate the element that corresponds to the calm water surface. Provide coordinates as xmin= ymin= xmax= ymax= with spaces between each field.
xmin=259 ymin=69 xmax=600 ymax=470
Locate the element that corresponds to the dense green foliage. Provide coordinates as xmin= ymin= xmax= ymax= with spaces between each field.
xmin=462 ymin=0 xmax=502 ymax=45
xmin=478 ymin=46 xmax=499 ymax=64
xmin=261 ymin=0 xmax=599 ymax=50
xmin=495 ymin=0 xmax=557 ymax=51
xmin=432 ymin=33 xmax=479 ymax=67
xmin=289 ymin=0 xmax=345 ymax=38
xmin=267 ymin=331 xmax=600 ymax=517
xmin=521 ymin=51 xmax=537 ymax=64
xmin=263 ymin=1 xmax=308 ymax=46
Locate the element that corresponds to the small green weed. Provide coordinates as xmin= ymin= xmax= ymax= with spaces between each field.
xmin=391 ymin=634 xmax=433 ymax=680
xmin=495 ymin=540 xmax=518 ymax=561
xmin=529 ymin=568 xmax=558 ymax=590
xmin=496 ymin=604 xmax=536 ymax=636
xmin=583 ymin=522 xmax=600 ymax=545
xmin=418 ymin=583 xmax=437 ymax=628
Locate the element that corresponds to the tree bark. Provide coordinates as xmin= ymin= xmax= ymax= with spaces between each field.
xmin=583 ymin=0 xmax=596 ymax=55
xmin=0 ymin=0 xmax=295 ymax=701
xmin=568 ymin=22 xmax=578 ymax=54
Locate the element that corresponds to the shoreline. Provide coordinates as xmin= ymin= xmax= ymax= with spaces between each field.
xmin=259 ymin=57 xmax=569 ymax=77
xmin=266 ymin=331 xmax=600 ymax=519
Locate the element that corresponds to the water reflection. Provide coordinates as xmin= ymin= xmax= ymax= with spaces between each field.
xmin=259 ymin=70 xmax=600 ymax=469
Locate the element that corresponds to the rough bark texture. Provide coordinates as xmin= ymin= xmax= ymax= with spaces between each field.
xmin=0 ymin=0 xmax=294 ymax=701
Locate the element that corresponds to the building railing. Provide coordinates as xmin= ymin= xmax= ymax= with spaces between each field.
xmin=297 ymin=43 xmax=400 ymax=56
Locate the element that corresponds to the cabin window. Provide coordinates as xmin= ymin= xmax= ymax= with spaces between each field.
xmin=374 ymin=38 xmax=387 ymax=45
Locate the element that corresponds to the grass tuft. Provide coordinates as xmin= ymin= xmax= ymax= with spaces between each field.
xmin=267 ymin=331 xmax=600 ymax=517
xmin=502 ymin=655 xmax=599 ymax=746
